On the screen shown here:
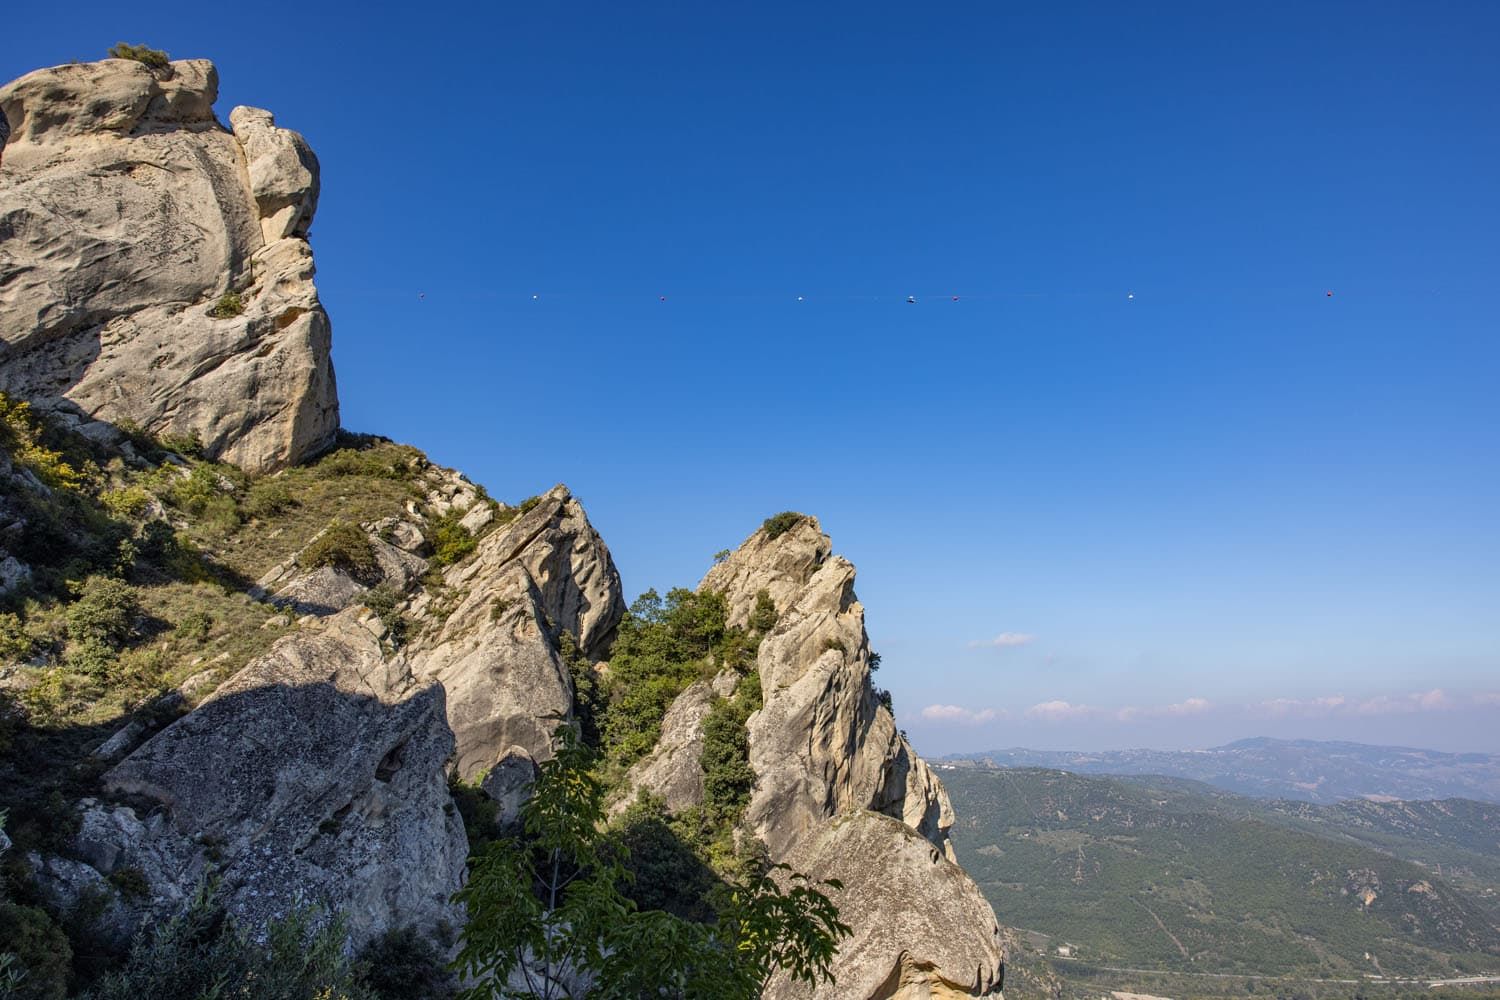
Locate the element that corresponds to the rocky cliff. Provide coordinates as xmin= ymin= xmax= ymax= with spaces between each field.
xmin=1 ymin=56 xmax=1005 ymax=999
xmin=0 ymin=58 xmax=337 ymax=472
xmin=626 ymin=516 xmax=1006 ymax=998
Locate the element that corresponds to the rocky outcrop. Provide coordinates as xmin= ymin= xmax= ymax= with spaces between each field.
xmin=409 ymin=484 xmax=624 ymax=778
xmin=763 ymin=812 xmax=1004 ymax=1000
xmin=0 ymin=58 xmax=337 ymax=472
xmin=77 ymin=610 xmax=466 ymax=946
xmin=628 ymin=515 xmax=1003 ymax=997
xmin=704 ymin=516 xmax=956 ymax=862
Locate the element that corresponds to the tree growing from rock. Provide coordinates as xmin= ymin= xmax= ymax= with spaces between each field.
xmin=452 ymin=727 xmax=850 ymax=999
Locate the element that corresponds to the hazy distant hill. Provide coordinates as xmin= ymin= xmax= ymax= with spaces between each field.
xmin=943 ymin=766 xmax=1500 ymax=980
xmin=945 ymin=737 xmax=1500 ymax=804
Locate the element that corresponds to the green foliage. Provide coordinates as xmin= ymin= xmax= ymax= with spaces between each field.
xmin=298 ymin=521 xmax=378 ymax=582
xmin=747 ymin=589 xmax=777 ymax=634
xmin=0 ymin=393 xmax=93 ymax=492
xmin=86 ymin=885 xmax=375 ymax=1000
xmin=598 ymin=588 xmax=733 ymax=768
xmin=355 ymin=926 xmax=455 ymax=1000
xmin=427 ymin=510 xmax=477 ymax=568
xmin=156 ymin=432 xmax=204 ymax=460
xmin=106 ymin=43 xmax=169 ymax=69
xmin=64 ymin=576 xmax=139 ymax=650
xmin=700 ymin=675 xmax=760 ymax=831
xmin=819 ymin=636 xmax=846 ymax=655
xmin=0 ymin=901 xmax=71 ymax=1000
xmin=711 ymin=548 xmax=732 ymax=564
xmin=241 ymin=477 xmax=295 ymax=519
xmin=208 ymin=291 xmax=244 ymax=319
xmin=453 ymin=726 xmax=849 ymax=999
xmin=449 ymin=773 xmax=502 ymax=853
xmin=760 ymin=511 xmax=805 ymax=539
xmin=106 ymin=866 xmax=150 ymax=901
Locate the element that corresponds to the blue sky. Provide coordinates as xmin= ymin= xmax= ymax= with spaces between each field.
xmin=11 ymin=2 xmax=1498 ymax=754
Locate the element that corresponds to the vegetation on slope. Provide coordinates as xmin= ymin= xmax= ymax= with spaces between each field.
xmin=944 ymin=767 xmax=1500 ymax=983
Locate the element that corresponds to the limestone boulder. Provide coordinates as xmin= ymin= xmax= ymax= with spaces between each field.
xmin=0 ymin=58 xmax=337 ymax=472
xmin=762 ymin=812 xmax=1004 ymax=999
xmin=90 ymin=610 xmax=467 ymax=945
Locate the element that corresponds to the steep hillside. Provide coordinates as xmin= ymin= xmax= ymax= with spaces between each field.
xmin=944 ymin=767 xmax=1500 ymax=981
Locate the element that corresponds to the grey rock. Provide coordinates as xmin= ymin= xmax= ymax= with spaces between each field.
xmin=0 ymin=554 xmax=30 ymax=595
xmin=480 ymin=746 xmax=539 ymax=829
xmin=0 ymin=58 xmax=337 ymax=472
xmin=93 ymin=610 xmax=467 ymax=945
xmin=762 ymin=812 xmax=1004 ymax=999
xmin=699 ymin=515 xmax=830 ymax=629
xmin=610 ymin=677 xmax=721 ymax=817
xmin=409 ymin=484 xmax=623 ymax=777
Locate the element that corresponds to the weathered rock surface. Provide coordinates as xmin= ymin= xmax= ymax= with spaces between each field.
xmin=82 ymin=609 xmax=466 ymax=945
xmin=705 ymin=516 xmax=956 ymax=862
xmin=762 ymin=812 xmax=1004 ymax=999
xmin=611 ymin=676 xmax=719 ymax=816
xmin=694 ymin=517 xmax=999 ymax=997
xmin=409 ymin=484 xmax=623 ymax=777
xmin=0 ymin=58 xmax=337 ymax=472
xmin=481 ymin=746 xmax=540 ymax=829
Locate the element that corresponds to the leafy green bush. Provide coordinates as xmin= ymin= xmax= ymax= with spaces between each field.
xmin=761 ymin=511 xmax=806 ymax=539
xmin=64 ymin=576 xmax=139 ymax=649
xmin=819 ymin=636 xmax=846 ymax=656
xmin=208 ymin=291 xmax=244 ymax=319
xmin=426 ymin=510 xmax=476 ymax=568
xmin=298 ymin=521 xmax=378 ymax=582
xmin=0 ymin=901 xmax=71 ymax=1000
xmin=106 ymin=43 xmax=169 ymax=69
xmin=453 ymin=726 xmax=849 ymax=999
xmin=362 ymin=584 xmax=408 ymax=647
xmin=156 ymin=432 xmax=204 ymax=459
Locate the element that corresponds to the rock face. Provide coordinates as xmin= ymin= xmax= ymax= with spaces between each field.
xmin=0 ymin=58 xmax=337 ymax=472
xmin=705 ymin=517 xmax=956 ymax=862
xmin=763 ymin=812 xmax=1005 ymax=1000
xmin=409 ymin=484 xmax=624 ymax=778
xmin=631 ymin=515 xmax=1003 ymax=997
xmin=81 ymin=610 xmax=467 ymax=946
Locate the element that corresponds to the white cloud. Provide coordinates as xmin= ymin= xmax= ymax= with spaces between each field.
xmin=1255 ymin=695 xmax=1347 ymax=719
xmin=967 ymin=632 xmax=1036 ymax=650
xmin=1475 ymin=692 xmax=1500 ymax=707
xmin=1025 ymin=700 xmax=1097 ymax=721
xmin=1354 ymin=688 xmax=1452 ymax=715
xmin=920 ymin=704 xmax=1000 ymax=725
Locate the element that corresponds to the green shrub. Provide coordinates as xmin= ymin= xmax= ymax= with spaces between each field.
xmin=0 ymin=901 xmax=71 ymax=1000
xmin=354 ymin=926 xmax=454 ymax=1000
xmin=156 ymin=432 xmax=204 ymax=459
xmin=362 ymin=584 xmax=408 ymax=647
xmin=242 ymin=477 xmax=294 ymax=519
xmin=173 ymin=610 xmax=212 ymax=644
xmin=761 ymin=511 xmax=806 ymax=539
xmin=208 ymin=291 xmax=244 ymax=319
xmin=65 ymin=576 xmax=140 ymax=649
xmin=426 ymin=511 xmax=475 ymax=568
xmin=85 ymin=885 xmax=375 ymax=1000
xmin=748 ymin=589 xmax=778 ymax=634
xmin=106 ymin=42 xmax=169 ymax=69
xmin=819 ymin=636 xmax=846 ymax=656
xmin=107 ymin=866 xmax=151 ymax=901
xmin=99 ymin=485 xmax=151 ymax=519
xmin=298 ymin=521 xmax=378 ymax=582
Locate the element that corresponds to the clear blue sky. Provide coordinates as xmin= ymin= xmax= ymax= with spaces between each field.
xmin=12 ymin=2 xmax=1499 ymax=754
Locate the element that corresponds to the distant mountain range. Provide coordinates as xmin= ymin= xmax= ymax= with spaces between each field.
xmin=942 ymin=766 xmax=1500 ymax=986
xmin=943 ymin=737 xmax=1500 ymax=804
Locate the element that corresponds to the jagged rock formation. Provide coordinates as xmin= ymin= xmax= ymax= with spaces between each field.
xmin=71 ymin=610 xmax=467 ymax=946
xmin=0 ymin=58 xmax=337 ymax=472
xmin=634 ymin=515 xmax=1004 ymax=996
xmin=409 ymin=483 xmax=624 ymax=777
xmin=611 ymin=669 xmax=738 ymax=817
